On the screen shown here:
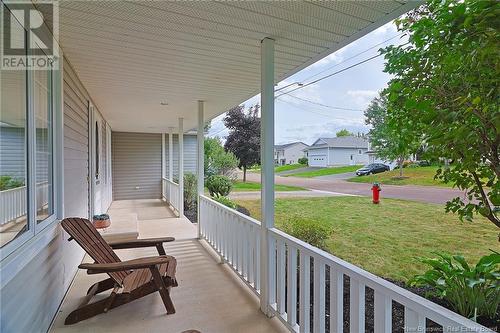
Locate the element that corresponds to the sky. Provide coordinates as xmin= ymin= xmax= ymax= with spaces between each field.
xmin=208 ymin=21 xmax=407 ymax=145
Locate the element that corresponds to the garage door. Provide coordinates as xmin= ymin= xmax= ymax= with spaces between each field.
xmin=309 ymin=155 xmax=327 ymax=167
xmin=112 ymin=132 xmax=161 ymax=200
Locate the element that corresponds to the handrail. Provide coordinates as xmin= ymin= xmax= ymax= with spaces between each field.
xmin=161 ymin=177 xmax=180 ymax=215
xmin=198 ymin=194 xmax=493 ymax=333
xmin=269 ymin=227 xmax=491 ymax=331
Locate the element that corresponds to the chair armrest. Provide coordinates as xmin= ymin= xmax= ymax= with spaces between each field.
xmin=108 ymin=237 xmax=175 ymax=250
xmin=79 ymin=256 xmax=174 ymax=272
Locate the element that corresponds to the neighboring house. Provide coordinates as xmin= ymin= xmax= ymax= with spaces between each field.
xmin=305 ymin=136 xmax=369 ymax=167
xmin=365 ymin=141 xmax=397 ymax=170
xmin=274 ymin=142 xmax=309 ymax=165
xmin=365 ymin=141 xmax=414 ymax=170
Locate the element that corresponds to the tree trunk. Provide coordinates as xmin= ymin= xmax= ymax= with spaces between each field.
xmin=399 ymin=157 xmax=404 ymax=177
xmin=243 ymin=166 xmax=247 ymax=182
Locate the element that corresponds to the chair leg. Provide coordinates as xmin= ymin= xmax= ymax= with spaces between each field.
xmin=150 ymin=266 xmax=176 ymax=314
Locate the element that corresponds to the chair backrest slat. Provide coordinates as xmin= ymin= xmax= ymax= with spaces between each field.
xmin=62 ymin=217 xmax=128 ymax=285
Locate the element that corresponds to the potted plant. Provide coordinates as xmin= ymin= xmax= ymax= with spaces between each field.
xmin=92 ymin=214 xmax=111 ymax=229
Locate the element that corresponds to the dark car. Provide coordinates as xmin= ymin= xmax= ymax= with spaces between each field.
xmin=356 ymin=163 xmax=390 ymax=176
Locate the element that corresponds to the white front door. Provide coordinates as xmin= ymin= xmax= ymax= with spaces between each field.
xmin=89 ymin=103 xmax=103 ymax=216
xmin=349 ymin=154 xmax=355 ymax=165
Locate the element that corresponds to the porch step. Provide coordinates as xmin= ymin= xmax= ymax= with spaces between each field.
xmin=100 ymin=212 xmax=139 ymax=243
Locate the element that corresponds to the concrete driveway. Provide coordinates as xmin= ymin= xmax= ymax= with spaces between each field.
xmin=241 ymin=172 xmax=464 ymax=205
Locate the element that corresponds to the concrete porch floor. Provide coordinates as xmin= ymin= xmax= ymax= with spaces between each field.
xmin=51 ymin=199 xmax=287 ymax=333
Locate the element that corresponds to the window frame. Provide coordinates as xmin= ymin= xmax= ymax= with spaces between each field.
xmin=0 ymin=23 xmax=62 ymax=260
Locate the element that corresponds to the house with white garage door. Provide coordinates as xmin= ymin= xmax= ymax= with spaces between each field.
xmin=305 ymin=136 xmax=369 ymax=167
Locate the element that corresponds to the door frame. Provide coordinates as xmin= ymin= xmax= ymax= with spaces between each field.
xmin=88 ymin=101 xmax=95 ymax=218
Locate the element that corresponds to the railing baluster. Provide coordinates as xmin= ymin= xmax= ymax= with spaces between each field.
xmin=277 ymin=239 xmax=286 ymax=317
xmin=404 ymin=308 xmax=426 ymax=332
xmin=374 ymin=290 xmax=392 ymax=333
xmin=349 ymin=278 xmax=365 ymax=333
xmin=329 ymin=267 xmax=343 ymax=333
xmin=299 ymin=252 xmax=310 ymax=333
xmin=313 ymin=258 xmax=325 ymax=333
xmin=287 ymin=245 xmax=298 ymax=329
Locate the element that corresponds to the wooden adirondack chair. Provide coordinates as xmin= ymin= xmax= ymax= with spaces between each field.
xmin=61 ymin=217 xmax=178 ymax=325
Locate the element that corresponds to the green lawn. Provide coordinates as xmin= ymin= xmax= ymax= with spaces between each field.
xmin=275 ymin=164 xmax=306 ymax=173
xmin=285 ymin=165 xmax=362 ymax=178
xmin=347 ymin=166 xmax=452 ymax=187
xmin=232 ymin=181 xmax=306 ymax=192
xmin=235 ymin=196 xmax=498 ymax=281
xmin=249 ymin=164 xmax=306 ymax=173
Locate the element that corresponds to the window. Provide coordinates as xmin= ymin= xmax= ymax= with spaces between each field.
xmin=358 ymin=149 xmax=362 ymax=155
xmin=0 ymin=7 xmax=59 ymax=255
xmin=34 ymin=68 xmax=54 ymax=223
xmin=0 ymin=17 xmax=28 ymax=247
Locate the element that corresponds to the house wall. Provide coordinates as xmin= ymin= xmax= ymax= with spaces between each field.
xmin=283 ymin=143 xmax=307 ymax=165
xmin=0 ymin=57 xmax=112 ymax=333
xmin=164 ymin=134 xmax=197 ymax=180
xmin=112 ymin=132 xmax=162 ymax=200
xmin=328 ymin=147 xmax=369 ymax=166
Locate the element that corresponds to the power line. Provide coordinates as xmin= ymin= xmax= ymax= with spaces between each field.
xmin=302 ymin=33 xmax=404 ymax=82
xmin=278 ymin=94 xmax=364 ymax=112
xmin=276 ymin=53 xmax=383 ymax=98
xmin=277 ymin=99 xmax=365 ymax=122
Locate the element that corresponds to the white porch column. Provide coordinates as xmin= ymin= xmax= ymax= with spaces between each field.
xmin=178 ymin=118 xmax=184 ymax=217
xmin=197 ymin=101 xmax=204 ymax=239
xmin=161 ymin=133 xmax=166 ymax=179
xmin=168 ymin=128 xmax=173 ymax=181
xmin=260 ymin=37 xmax=276 ymax=316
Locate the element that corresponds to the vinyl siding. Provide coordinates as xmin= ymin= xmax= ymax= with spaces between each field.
xmin=165 ymin=134 xmax=197 ymax=180
xmin=112 ymin=132 xmax=162 ymax=200
xmin=328 ymin=147 xmax=369 ymax=166
xmin=0 ymin=57 xmax=102 ymax=333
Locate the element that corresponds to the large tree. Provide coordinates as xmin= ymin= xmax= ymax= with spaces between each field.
xmin=382 ymin=0 xmax=500 ymax=231
xmin=364 ymin=93 xmax=421 ymax=177
xmin=336 ymin=129 xmax=354 ymax=137
xmin=224 ymin=104 xmax=261 ymax=182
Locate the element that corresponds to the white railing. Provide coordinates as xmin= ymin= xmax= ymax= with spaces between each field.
xmin=0 ymin=182 xmax=49 ymax=226
xmin=162 ymin=178 xmax=180 ymax=215
xmin=199 ymin=195 xmax=493 ymax=333
xmin=199 ymin=195 xmax=261 ymax=293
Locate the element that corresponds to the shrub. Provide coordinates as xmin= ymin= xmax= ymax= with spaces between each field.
xmin=204 ymin=137 xmax=239 ymax=180
xmin=213 ymin=196 xmax=237 ymax=209
xmin=281 ymin=216 xmax=333 ymax=251
xmin=410 ymin=252 xmax=500 ymax=321
xmin=0 ymin=176 xmax=24 ymax=191
xmin=183 ymin=173 xmax=197 ymax=210
xmin=298 ymin=157 xmax=308 ymax=165
xmin=206 ymin=175 xmax=232 ymax=197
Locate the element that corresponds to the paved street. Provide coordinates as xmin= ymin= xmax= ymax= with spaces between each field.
xmin=243 ymin=172 xmax=464 ymax=205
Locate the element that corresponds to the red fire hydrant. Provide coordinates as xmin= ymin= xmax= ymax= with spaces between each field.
xmin=372 ymin=183 xmax=381 ymax=204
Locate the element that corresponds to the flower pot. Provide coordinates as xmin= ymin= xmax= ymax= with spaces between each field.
xmin=93 ymin=218 xmax=111 ymax=229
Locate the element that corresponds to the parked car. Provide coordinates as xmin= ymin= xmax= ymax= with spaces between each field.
xmin=356 ymin=163 xmax=390 ymax=176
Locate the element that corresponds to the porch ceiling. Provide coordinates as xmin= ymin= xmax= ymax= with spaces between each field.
xmin=58 ymin=1 xmax=419 ymax=132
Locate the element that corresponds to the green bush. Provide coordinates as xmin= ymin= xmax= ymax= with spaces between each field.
xmin=0 ymin=176 xmax=24 ymax=191
xmin=213 ymin=196 xmax=237 ymax=209
xmin=410 ymin=252 xmax=500 ymax=321
xmin=206 ymin=175 xmax=232 ymax=197
xmin=281 ymin=216 xmax=333 ymax=251
xmin=204 ymin=137 xmax=239 ymax=180
xmin=183 ymin=173 xmax=197 ymax=210
xmin=298 ymin=157 xmax=308 ymax=165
